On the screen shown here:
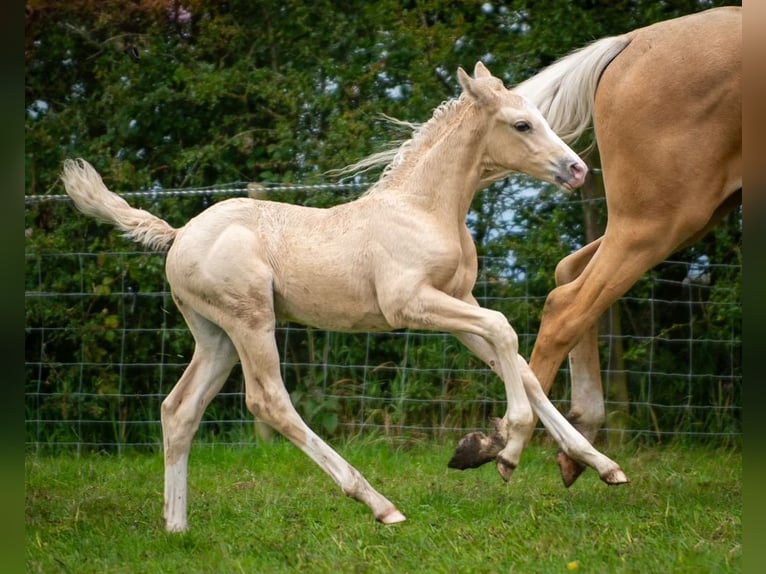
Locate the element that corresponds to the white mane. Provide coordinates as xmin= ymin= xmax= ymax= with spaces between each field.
xmin=334 ymin=95 xmax=469 ymax=194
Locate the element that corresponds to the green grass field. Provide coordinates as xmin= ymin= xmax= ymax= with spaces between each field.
xmin=25 ymin=438 xmax=741 ymax=573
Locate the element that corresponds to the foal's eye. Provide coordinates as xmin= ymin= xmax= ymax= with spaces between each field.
xmin=513 ymin=120 xmax=531 ymax=132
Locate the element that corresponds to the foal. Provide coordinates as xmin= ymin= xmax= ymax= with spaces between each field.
xmin=62 ymin=62 xmax=627 ymax=532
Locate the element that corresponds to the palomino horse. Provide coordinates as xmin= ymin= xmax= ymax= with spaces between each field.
xmin=450 ymin=7 xmax=742 ymax=486
xmin=61 ymin=62 xmax=628 ymax=532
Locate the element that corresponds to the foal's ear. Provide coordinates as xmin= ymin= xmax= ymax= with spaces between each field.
xmin=457 ymin=64 xmax=499 ymax=107
xmin=457 ymin=66 xmax=472 ymax=92
xmin=473 ymin=60 xmax=492 ymax=78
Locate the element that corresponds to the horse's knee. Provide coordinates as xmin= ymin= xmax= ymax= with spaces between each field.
xmin=485 ymin=310 xmax=518 ymax=354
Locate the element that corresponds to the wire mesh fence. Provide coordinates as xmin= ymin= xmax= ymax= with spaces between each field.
xmin=24 ymin=183 xmax=742 ymax=452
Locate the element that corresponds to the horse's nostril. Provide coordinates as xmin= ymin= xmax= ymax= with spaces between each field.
xmin=571 ymin=161 xmax=586 ymax=179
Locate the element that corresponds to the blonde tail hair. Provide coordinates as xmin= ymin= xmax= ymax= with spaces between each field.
xmin=514 ymin=35 xmax=631 ymax=145
xmin=60 ymin=159 xmax=177 ymax=251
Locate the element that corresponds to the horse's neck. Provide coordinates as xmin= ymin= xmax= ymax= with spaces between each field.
xmin=386 ymin=106 xmax=486 ymax=219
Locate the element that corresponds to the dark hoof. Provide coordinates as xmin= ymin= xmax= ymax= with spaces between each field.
xmin=557 ymin=450 xmax=587 ymax=488
xmin=448 ymin=432 xmax=496 ymax=469
xmin=448 ymin=419 xmax=507 ymax=471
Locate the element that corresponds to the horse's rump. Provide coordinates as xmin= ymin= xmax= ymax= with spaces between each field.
xmin=595 ymin=6 xmax=741 ymax=219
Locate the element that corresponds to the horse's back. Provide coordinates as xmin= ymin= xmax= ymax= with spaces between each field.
xmin=164 ymin=196 xmax=393 ymax=331
xmin=621 ymin=6 xmax=740 ymax=76
xmin=594 ymin=6 xmax=741 ymax=215
xmin=597 ymin=6 xmax=740 ymax=131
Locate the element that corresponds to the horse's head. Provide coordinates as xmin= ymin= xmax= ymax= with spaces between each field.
xmin=457 ymin=61 xmax=587 ymax=192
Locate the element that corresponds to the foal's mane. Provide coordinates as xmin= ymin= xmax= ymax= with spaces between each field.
xmin=333 ymin=94 xmax=470 ymax=195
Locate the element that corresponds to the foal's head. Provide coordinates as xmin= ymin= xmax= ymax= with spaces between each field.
xmin=458 ymin=61 xmax=587 ymax=191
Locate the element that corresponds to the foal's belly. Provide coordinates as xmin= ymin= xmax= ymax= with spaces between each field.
xmin=275 ymin=301 xmax=393 ymax=332
xmin=272 ymin=275 xmax=393 ymax=332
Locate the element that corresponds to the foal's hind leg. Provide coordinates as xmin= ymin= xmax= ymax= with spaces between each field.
xmin=162 ymin=305 xmax=239 ymax=532
xmin=228 ymin=309 xmax=405 ymax=524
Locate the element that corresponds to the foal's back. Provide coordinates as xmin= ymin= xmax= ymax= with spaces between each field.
xmin=164 ymin=192 xmax=471 ymax=333
xmin=166 ymin=197 xmax=381 ymax=328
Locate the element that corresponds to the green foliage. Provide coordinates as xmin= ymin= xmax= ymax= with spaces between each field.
xmin=27 ymin=0 xmax=739 ymax=193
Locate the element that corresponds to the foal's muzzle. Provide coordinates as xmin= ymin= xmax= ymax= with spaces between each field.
xmin=556 ymin=158 xmax=588 ymax=191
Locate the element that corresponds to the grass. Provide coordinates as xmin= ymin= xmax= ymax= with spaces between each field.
xmin=25 ymin=438 xmax=741 ymax=573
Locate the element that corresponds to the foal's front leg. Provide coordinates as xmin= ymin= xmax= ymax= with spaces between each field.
xmin=451 ymin=332 xmax=627 ymax=485
xmin=391 ymin=286 xmax=536 ymax=478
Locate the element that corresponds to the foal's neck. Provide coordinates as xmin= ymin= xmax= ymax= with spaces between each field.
xmin=393 ymin=103 xmax=486 ymax=219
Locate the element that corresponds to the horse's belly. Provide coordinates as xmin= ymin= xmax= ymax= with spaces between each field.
xmin=274 ymin=290 xmax=392 ymax=332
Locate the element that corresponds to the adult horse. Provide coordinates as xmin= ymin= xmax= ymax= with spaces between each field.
xmin=61 ymin=62 xmax=628 ymax=532
xmin=449 ymin=7 xmax=741 ymax=485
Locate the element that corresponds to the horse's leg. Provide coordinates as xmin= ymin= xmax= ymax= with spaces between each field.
xmin=528 ymin=218 xmax=706 ymax=486
xmin=516 ymin=356 xmax=625 ymax=482
xmin=531 ymin=192 xmax=740 ymax=486
xmin=162 ymin=306 xmax=239 ymax=532
xmin=549 ymin=193 xmax=742 ymax=485
xmin=450 ymin=327 xmax=626 ymax=485
xmin=228 ymin=305 xmax=405 ymax=525
xmin=391 ymin=287 xmax=624 ymax=481
xmin=447 ymin=243 xmax=617 ymax=484
xmin=550 ymin=239 xmax=606 ymax=485
xmin=556 ymin=319 xmax=603 ymax=485
xmin=405 ymin=290 xmax=532 ymax=477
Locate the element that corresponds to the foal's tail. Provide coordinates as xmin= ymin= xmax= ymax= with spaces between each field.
xmin=61 ymin=159 xmax=177 ymax=251
xmin=514 ymin=35 xmax=632 ymax=145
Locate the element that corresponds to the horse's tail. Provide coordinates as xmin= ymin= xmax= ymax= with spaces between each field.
xmin=61 ymin=159 xmax=177 ymax=251
xmin=514 ymin=35 xmax=632 ymax=145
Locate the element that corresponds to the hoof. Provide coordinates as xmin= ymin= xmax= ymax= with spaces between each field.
xmin=557 ymin=450 xmax=587 ymax=488
xmin=448 ymin=421 xmax=506 ymax=471
xmin=448 ymin=431 xmax=496 ymax=470
xmin=600 ymin=467 xmax=630 ymax=485
xmin=377 ymin=509 xmax=407 ymax=525
xmin=495 ymin=456 xmax=517 ymax=482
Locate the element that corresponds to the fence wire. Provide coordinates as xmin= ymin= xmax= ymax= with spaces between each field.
xmin=25 ymin=182 xmax=742 ymax=451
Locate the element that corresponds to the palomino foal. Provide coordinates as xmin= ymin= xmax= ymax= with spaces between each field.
xmin=61 ymin=62 xmax=627 ymax=532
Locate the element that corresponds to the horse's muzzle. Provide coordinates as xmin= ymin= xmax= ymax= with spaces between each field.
xmin=556 ymin=159 xmax=588 ymax=191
